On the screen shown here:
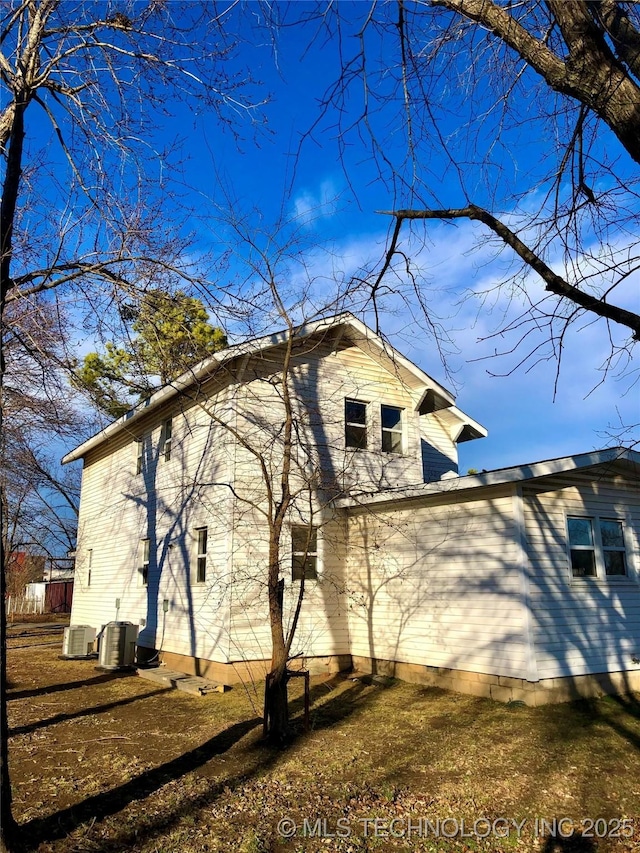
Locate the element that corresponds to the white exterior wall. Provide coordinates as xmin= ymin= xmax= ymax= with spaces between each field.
xmin=71 ymin=388 xmax=236 ymax=664
xmin=223 ymin=341 xmax=423 ymax=663
xmin=345 ymin=488 xmax=531 ymax=679
xmin=523 ymin=472 xmax=640 ymax=680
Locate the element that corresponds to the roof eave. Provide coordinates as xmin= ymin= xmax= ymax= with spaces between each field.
xmin=336 ymin=447 xmax=640 ymax=509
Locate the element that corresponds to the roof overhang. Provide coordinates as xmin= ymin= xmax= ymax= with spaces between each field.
xmin=63 ymin=312 xmax=475 ymax=464
xmin=336 ymin=447 xmax=640 ymax=509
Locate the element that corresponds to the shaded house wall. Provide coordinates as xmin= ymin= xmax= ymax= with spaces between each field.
xmin=522 ymin=469 xmax=640 ymax=683
xmin=344 ymin=486 xmax=528 ymax=680
xmin=70 ymin=338 xmax=455 ymax=679
xmin=342 ymin=468 xmax=640 ymax=703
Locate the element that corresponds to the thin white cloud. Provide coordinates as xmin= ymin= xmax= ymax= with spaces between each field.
xmin=292 ymin=179 xmax=340 ymax=227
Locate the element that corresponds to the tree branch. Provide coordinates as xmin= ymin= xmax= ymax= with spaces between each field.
xmin=377 ymin=205 xmax=640 ymax=340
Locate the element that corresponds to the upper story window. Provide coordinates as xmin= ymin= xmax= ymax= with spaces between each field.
xmin=139 ymin=538 xmax=151 ymax=586
xmin=567 ymin=516 xmax=627 ymax=578
xmin=345 ymin=399 xmax=367 ymax=449
xmin=135 ymin=439 xmax=144 ymax=475
xmin=195 ymin=527 xmax=208 ymax=584
xmin=161 ymin=418 xmax=173 ymax=461
xmin=292 ymin=525 xmax=318 ymax=581
xmin=381 ymin=405 xmax=403 ymax=453
xmin=87 ymin=549 xmax=93 ymax=587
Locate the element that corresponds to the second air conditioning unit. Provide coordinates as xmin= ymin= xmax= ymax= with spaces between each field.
xmin=98 ymin=621 xmax=138 ymax=670
xmin=62 ymin=625 xmax=96 ymax=658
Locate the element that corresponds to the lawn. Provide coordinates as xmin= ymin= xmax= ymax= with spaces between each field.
xmin=7 ymin=622 xmax=640 ymax=852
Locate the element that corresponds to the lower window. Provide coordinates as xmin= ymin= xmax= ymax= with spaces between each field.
xmin=292 ymin=525 xmax=318 ymax=581
xmin=139 ymin=538 xmax=150 ymax=586
xmin=195 ymin=527 xmax=208 ymax=584
xmin=567 ymin=516 xmax=627 ymax=578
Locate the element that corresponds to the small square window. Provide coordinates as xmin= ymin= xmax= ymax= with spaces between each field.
xmin=345 ymin=399 xmax=367 ymax=449
xmin=292 ymin=525 xmax=318 ymax=581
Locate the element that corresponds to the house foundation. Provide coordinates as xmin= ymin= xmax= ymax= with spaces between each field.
xmin=351 ymin=655 xmax=640 ymax=706
xmin=146 ymin=647 xmax=640 ymax=706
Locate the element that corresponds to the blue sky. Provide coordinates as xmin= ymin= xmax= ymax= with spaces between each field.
xmin=147 ymin=6 xmax=637 ymax=474
xmin=34 ymin=2 xmax=638 ymax=474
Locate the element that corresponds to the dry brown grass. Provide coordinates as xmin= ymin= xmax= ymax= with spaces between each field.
xmin=7 ymin=624 xmax=640 ymax=852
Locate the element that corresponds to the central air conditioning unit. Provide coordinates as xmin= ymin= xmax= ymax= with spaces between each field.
xmin=62 ymin=625 xmax=96 ymax=659
xmin=98 ymin=621 xmax=138 ymax=670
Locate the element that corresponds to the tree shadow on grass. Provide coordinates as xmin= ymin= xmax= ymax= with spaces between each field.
xmin=541 ymin=833 xmax=597 ymax=853
xmin=563 ymin=694 xmax=640 ymax=752
xmin=18 ymin=716 xmax=264 ymax=850
xmin=18 ymin=676 xmax=383 ymax=852
xmin=8 ymin=670 xmax=134 ymax=701
xmin=10 ymin=687 xmax=172 ymax=737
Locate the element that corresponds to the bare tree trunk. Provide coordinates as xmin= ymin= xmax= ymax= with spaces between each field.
xmin=264 ymin=571 xmax=291 ymax=744
xmin=0 ymin=310 xmax=18 ymax=853
xmin=0 ymin=81 xmax=25 ymax=853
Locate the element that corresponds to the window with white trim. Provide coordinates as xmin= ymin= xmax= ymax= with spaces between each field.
xmin=139 ymin=538 xmax=151 ymax=586
xmin=381 ymin=404 xmax=403 ymax=453
xmin=161 ymin=418 xmax=173 ymax=461
xmin=345 ymin=399 xmax=367 ymax=449
xmin=87 ymin=549 xmax=93 ymax=587
xmin=195 ymin=527 xmax=208 ymax=584
xmin=567 ymin=516 xmax=628 ymax=578
xmin=292 ymin=525 xmax=318 ymax=581
xmin=135 ymin=439 xmax=144 ymax=475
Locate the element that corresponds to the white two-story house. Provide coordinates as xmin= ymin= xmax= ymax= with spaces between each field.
xmin=64 ymin=314 xmax=640 ymax=704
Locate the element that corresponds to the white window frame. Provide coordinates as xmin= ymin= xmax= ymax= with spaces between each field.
xmin=87 ymin=548 xmax=93 ymax=587
xmin=291 ymin=524 xmax=319 ymax=582
xmin=345 ymin=399 xmax=368 ymax=450
xmin=195 ymin=527 xmax=208 ymax=584
xmin=381 ymin=404 xmax=404 ymax=454
xmin=139 ymin=538 xmax=151 ymax=587
xmin=566 ymin=515 xmax=629 ymax=580
xmin=135 ymin=439 xmax=144 ymax=475
xmin=161 ymin=418 xmax=173 ymax=461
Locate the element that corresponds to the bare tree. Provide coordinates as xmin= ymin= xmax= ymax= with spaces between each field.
xmin=2 ymin=299 xmax=83 ymax=564
xmin=291 ymin=1 xmax=640 ymax=385
xmin=179 ymin=215 xmax=357 ymax=743
xmin=0 ymin=2 xmax=265 ymax=847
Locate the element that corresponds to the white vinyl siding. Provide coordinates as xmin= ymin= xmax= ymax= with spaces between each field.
xmin=69 ymin=335 xmax=467 ymax=672
xmin=70 ymin=387 xmax=235 ymax=663
xmin=345 ymin=489 xmax=528 ymax=679
xmin=523 ymin=473 xmax=640 ymax=681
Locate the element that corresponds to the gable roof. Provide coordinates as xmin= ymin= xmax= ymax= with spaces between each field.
xmin=63 ymin=312 xmax=486 ymax=464
xmin=337 ymin=447 xmax=640 ymax=509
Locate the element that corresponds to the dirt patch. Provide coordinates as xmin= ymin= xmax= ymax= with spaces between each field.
xmin=7 ymin=625 xmax=640 ymax=852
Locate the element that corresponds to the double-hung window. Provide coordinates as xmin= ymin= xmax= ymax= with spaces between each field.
xmin=292 ymin=525 xmax=318 ymax=581
xmin=195 ymin=527 xmax=208 ymax=584
xmin=567 ymin=516 xmax=628 ymax=578
xmin=381 ymin=404 xmax=403 ymax=453
xmin=345 ymin=399 xmax=367 ymax=449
